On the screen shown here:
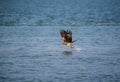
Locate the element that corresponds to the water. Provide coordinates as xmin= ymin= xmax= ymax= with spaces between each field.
xmin=0 ymin=26 xmax=120 ymax=82
xmin=0 ymin=0 xmax=120 ymax=26
xmin=0 ymin=0 xmax=120 ymax=81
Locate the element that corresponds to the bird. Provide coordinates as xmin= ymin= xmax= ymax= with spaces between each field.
xmin=60 ymin=29 xmax=77 ymax=48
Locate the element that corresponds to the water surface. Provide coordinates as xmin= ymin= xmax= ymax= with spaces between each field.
xmin=0 ymin=26 xmax=120 ymax=82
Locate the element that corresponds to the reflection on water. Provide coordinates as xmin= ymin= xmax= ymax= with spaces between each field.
xmin=0 ymin=26 xmax=120 ymax=82
xmin=63 ymin=51 xmax=72 ymax=55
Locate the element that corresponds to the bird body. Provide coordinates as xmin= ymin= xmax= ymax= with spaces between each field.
xmin=60 ymin=29 xmax=77 ymax=48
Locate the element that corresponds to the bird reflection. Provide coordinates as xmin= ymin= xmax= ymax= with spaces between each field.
xmin=63 ymin=51 xmax=72 ymax=55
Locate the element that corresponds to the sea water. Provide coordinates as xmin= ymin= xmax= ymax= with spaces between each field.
xmin=0 ymin=0 xmax=120 ymax=82
xmin=0 ymin=26 xmax=120 ymax=82
xmin=0 ymin=0 xmax=120 ymax=26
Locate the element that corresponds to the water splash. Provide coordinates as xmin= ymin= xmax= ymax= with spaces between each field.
xmin=73 ymin=45 xmax=82 ymax=51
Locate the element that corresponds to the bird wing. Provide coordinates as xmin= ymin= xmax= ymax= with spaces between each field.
xmin=60 ymin=29 xmax=72 ymax=43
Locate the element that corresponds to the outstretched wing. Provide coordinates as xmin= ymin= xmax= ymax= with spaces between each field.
xmin=60 ymin=29 xmax=72 ymax=43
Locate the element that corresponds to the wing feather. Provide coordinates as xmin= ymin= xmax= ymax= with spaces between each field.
xmin=60 ymin=29 xmax=72 ymax=43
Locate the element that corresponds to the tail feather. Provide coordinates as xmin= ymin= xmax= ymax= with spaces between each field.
xmin=72 ymin=40 xmax=77 ymax=43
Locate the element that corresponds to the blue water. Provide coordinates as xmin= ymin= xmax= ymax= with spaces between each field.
xmin=0 ymin=26 xmax=120 ymax=82
xmin=0 ymin=0 xmax=120 ymax=26
xmin=0 ymin=0 xmax=120 ymax=82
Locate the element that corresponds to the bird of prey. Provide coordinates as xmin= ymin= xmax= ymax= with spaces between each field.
xmin=60 ymin=29 xmax=77 ymax=48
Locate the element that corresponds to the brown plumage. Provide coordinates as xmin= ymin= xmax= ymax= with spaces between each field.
xmin=60 ymin=29 xmax=77 ymax=48
xmin=60 ymin=29 xmax=72 ymax=43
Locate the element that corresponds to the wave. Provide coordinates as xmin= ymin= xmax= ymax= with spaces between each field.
xmin=0 ymin=0 xmax=120 ymax=26
xmin=0 ymin=21 xmax=119 ymax=26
